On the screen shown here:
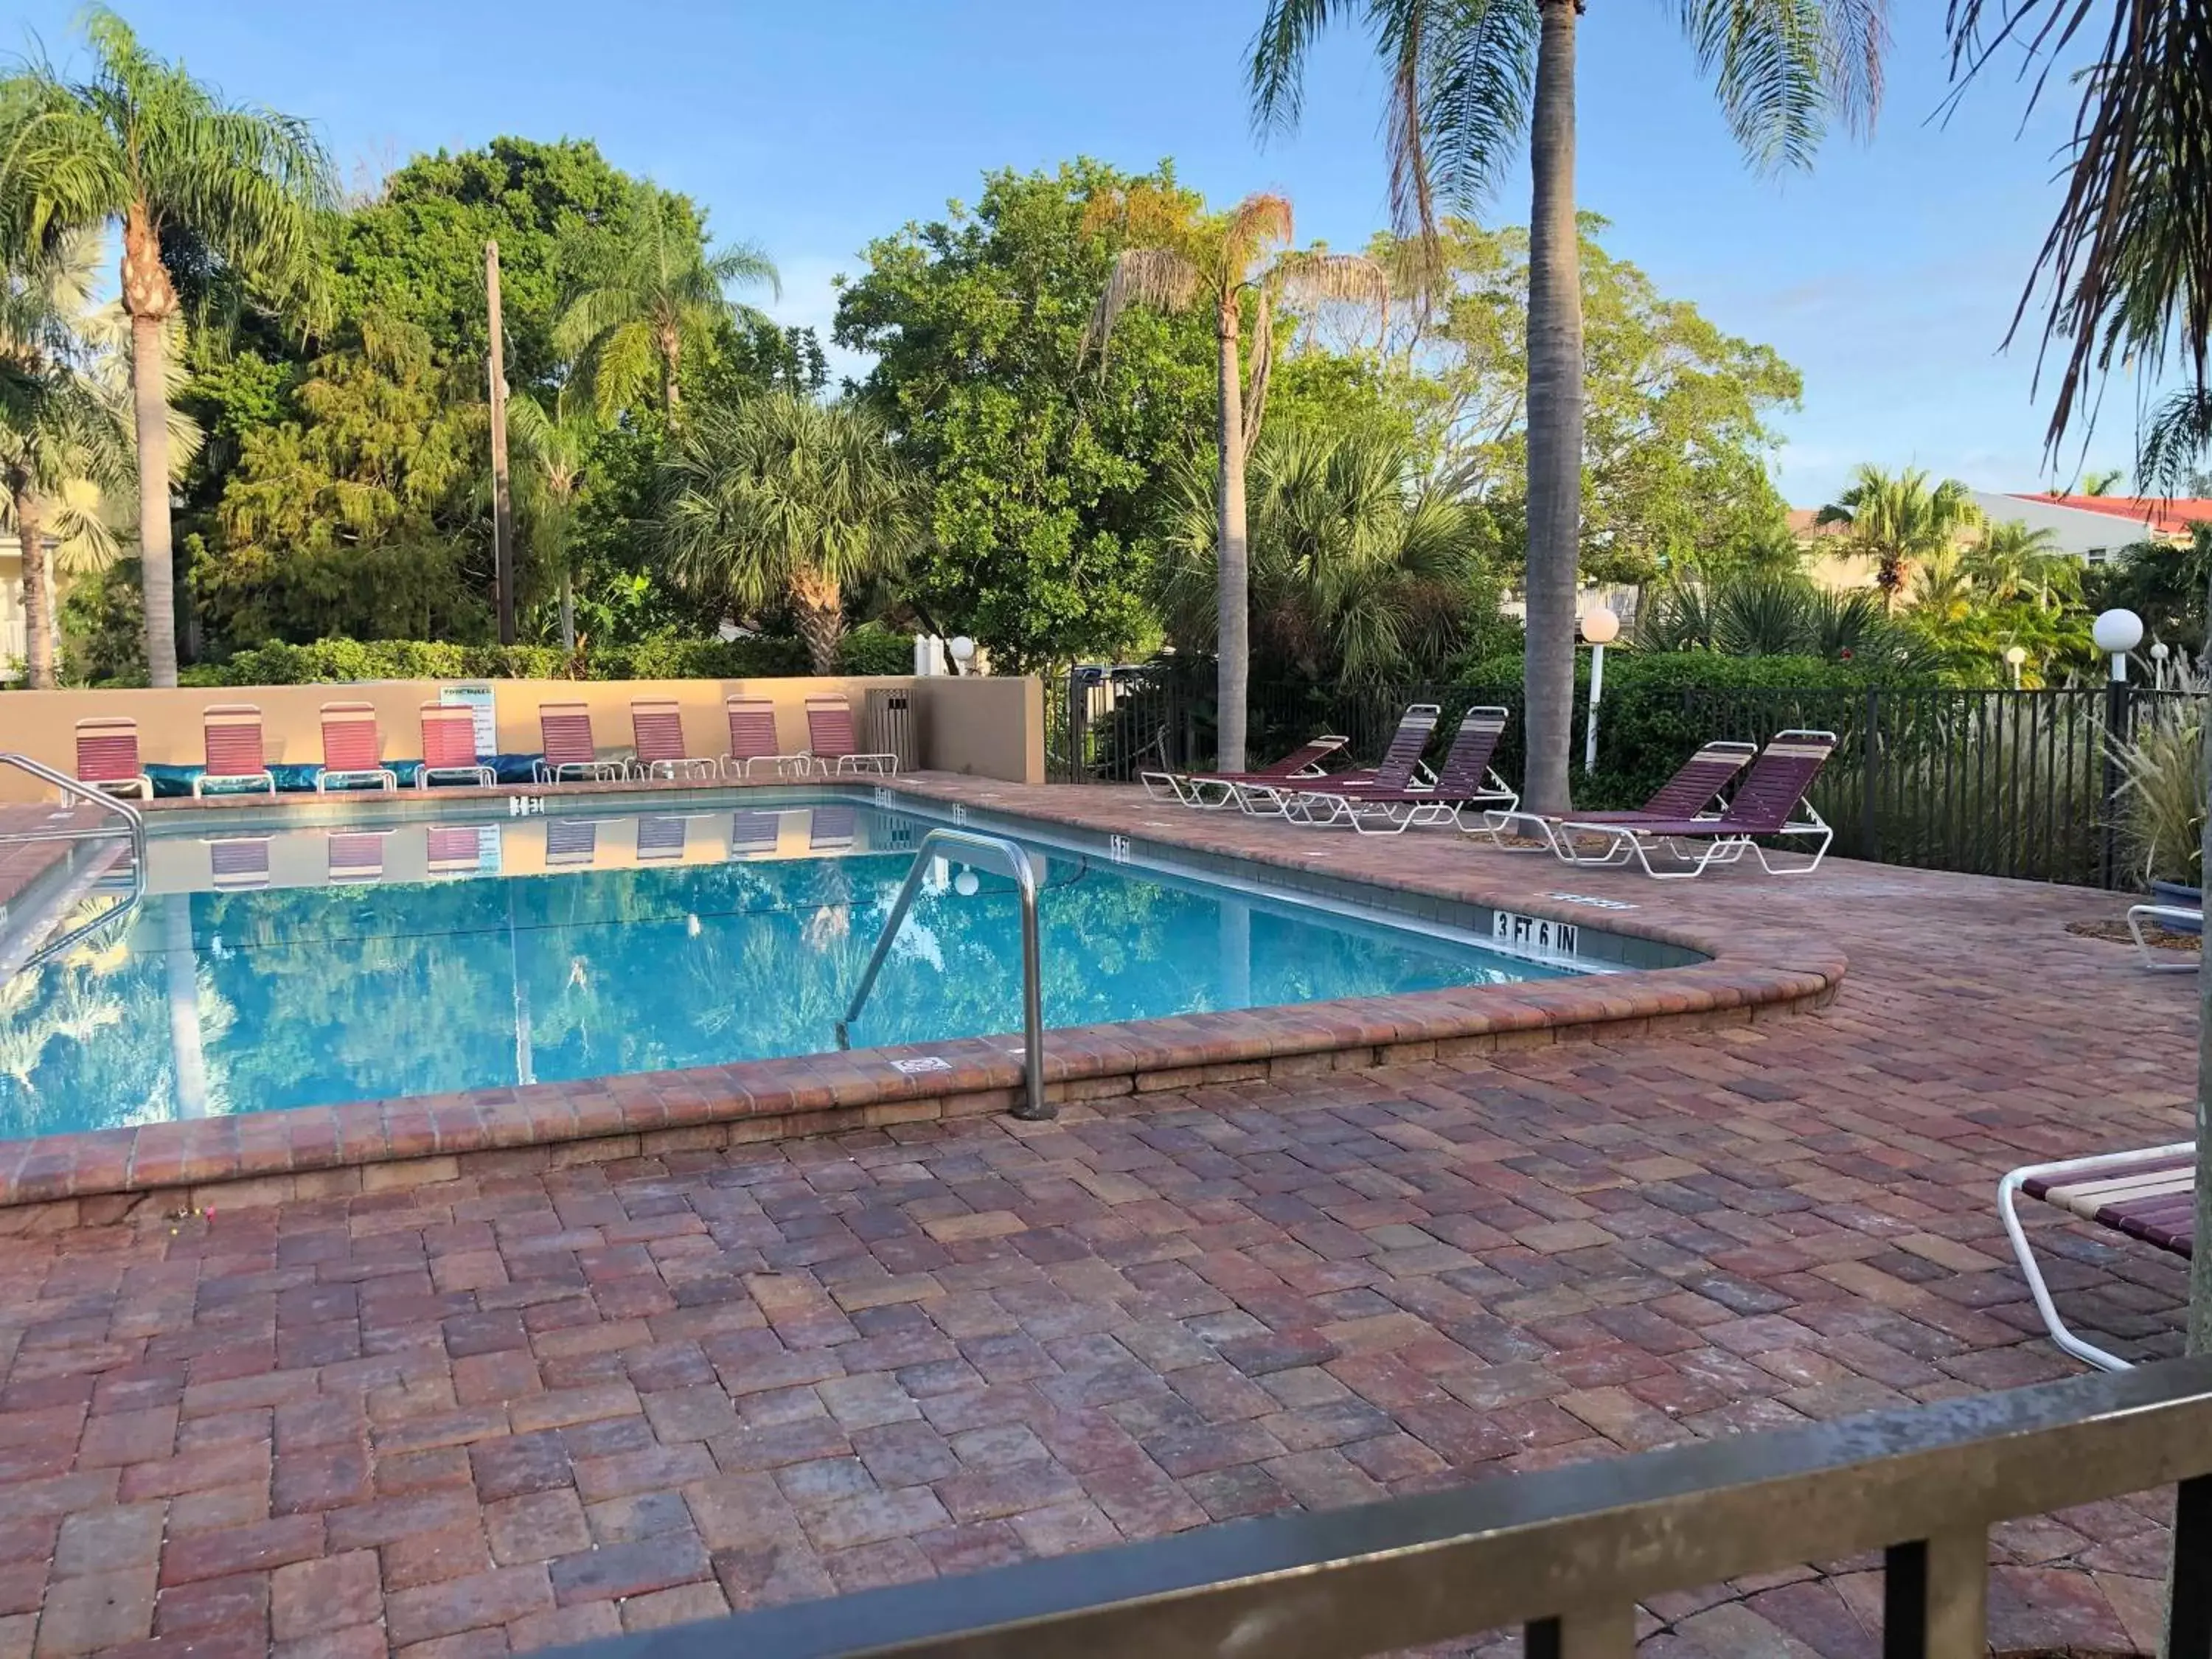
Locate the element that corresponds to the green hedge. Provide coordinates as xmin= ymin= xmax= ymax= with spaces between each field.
xmin=192 ymin=625 xmax=914 ymax=687
xmin=1434 ymin=651 xmax=1914 ymax=809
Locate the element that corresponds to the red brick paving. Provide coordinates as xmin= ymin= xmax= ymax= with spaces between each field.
xmin=0 ymin=782 xmax=2199 ymax=1656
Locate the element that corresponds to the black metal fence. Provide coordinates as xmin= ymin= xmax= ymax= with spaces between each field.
xmin=1051 ymin=665 xmax=2199 ymax=890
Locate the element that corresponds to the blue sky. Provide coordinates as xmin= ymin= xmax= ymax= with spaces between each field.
xmin=11 ymin=1 xmax=2135 ymax=503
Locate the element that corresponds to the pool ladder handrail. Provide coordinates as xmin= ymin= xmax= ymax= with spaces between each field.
xmin=835 ymin=827 xmax=1050 ymax=1121
xmin=0 ymin=752 xmax=148 ymax=978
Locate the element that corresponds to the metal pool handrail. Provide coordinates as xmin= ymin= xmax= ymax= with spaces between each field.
xmin=835 ymin=827 xmax=1049 ymax=1122
xmin=0 ymin=752 xmax=148 ymax=978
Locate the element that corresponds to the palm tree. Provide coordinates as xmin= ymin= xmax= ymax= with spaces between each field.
xmin=0 ymin=7 xmax=334 ymax=687
xmin=555 ymin=185 xmax=779 ymax=419
xmin=509 ymin=391 xmax=598 ymax=650
xmin=655 ymin=394 xmax=918 ymax=675
xmin=1082 ymin=184 xmax=1387 ymax=771
xmin=2081 ymin=467 xmax=2124 ymax=496
xmin=1248 ymin=0 xmax=1887 ymax=811
xmin=1158 ymin=425 xmax=1486 ymax=686
xmin=1815 ymin=465 xmax=1979 ymax=605
xmin=1967 ymin=518 xmax=2079 ymax=611
xmin=1 ymin=229 xmax=116 ymax=687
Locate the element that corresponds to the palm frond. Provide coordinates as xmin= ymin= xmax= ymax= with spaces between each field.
xmin=2140 ymin=385 xmax=2212 ymax=495
xmin=1082 ymin=246 xmax=1200 ymax=360
xmin=1947 ymin=0 xmax=2212 ymax=453
xmin=1674 ymin=1 xmax=1889 ymax=173
xmin=1247 ymin=0 xmax=1346 ymax=136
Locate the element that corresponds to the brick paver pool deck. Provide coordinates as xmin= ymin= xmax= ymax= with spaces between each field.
xmin=0 ymin=776 xmax=2197 ymax=1657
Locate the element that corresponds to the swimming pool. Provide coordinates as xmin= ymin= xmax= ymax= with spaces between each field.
xmin=0 ymin=793 xmax=1582 ymax=1139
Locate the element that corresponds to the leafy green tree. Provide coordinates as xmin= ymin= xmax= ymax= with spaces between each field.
xmin=835 ymin=160 xmax=1218 ymax=669
xmin=1357 ymin=218 xmax=1798 ymax=586
xmin=1082 ymin=182 xmax=1386 ymax=771
xmin=0 ymin=5 xmax=335 ymax=686
xmin=655 ymin=394 xmax=919 ymax=673
xmin=1639 ymin=573 xmax=1929 ymax=669
xmin=556 ymin=183 xmax=778 ymax=417
xmin=333 ymin=137 xmax=635 ymax=393
xmin=1816 ymin=465 xmax=1979 ymax=604
xmin=1158 ymin=425 xmax=1496 ymax=686
xmin=1248 ymin=0 xmax=1885 ymax=813
xmin=205 ymin=314 xmax=490 ymax=642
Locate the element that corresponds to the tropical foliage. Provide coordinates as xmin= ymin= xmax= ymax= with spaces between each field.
xmin=1245 ymin=0 xmax=1888 ymax=811
xmin=1815 ymin=465 xmax=1980 ymax=602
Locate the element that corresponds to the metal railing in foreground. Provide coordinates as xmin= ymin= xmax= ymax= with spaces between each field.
xmin=0 ymin=752 xmax=147 ymax=978
xmin=835 ymin=827 xmax=1049 ymax=1122
xmin=556 ymin=1357 xmax=2212 ymax=1659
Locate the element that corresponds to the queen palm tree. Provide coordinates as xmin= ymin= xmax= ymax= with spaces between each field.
xmin=555 ymin=185 xmax=779 ymax=420
xmin=1 ymin=229 xmax=115 ymax=687
xmin=1082 ymin=184 xmax=1387 ymax=771
xmin=1815 ymin=465 xmax=1979 ymax=605
xmin=1248 ymin=0 xmax=1887 ymax=811
xmin=509 ymin=390 xmax=598 ymax=650
xmin=1966 ymin=518 xmax=2079 ymax=611
xmin=0 ymin=7 xmax=334 ymax=687
xmin=656 ymin=393 xmax=918 ymax=675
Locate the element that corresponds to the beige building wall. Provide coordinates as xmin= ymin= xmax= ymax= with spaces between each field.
xmin=0 ymin=673 xmax=1044 ymax=801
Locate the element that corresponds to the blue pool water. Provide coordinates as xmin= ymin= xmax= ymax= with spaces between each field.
xmin=0 ymin=796 xmax=1572 ymax=1138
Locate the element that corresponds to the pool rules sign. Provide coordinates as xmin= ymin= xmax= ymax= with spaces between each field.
xmin=1492 ymin=910 xmax=1579 ymax=959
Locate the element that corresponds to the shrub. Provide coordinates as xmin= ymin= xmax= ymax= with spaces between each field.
xmin=195 ymin=633 xmax=878 ymax=686
xmin=835 ymin=622 xmax=917 ymax=676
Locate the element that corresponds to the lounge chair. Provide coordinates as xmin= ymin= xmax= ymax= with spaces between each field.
xmin=1480 ymin=740 xmax=1757 ymax=855
xmin=206 ymin=835 xmax=271 ymax=890
xmin=729 ymin=810 xmax=780 ymax=858
xmin=194 ymin=705 xmax=276 ymax=797
xmin=1267 ymin=704 xmax=1439 ymax=827
xmin=630 ymin=699 xmax=717 ymax=781
xmin=533 ymin=702 xmax=625 ymax=785
xmin=327 ymin=831 xmax=386 ymax=884
xmin=804 ymin=695 xmax=898 ymax=775
xmin=2126 ymin=903 xmax=2201 ymax=973
xmin=1553 ymin=730 xmax=1837 ymax=879
xmin=1284 ymin=706 xmax=1513 ymax=835
xmin=721 ymin=695 xmax=811 ymax=779
xmin=810 ymin=804 xmax=858 ymax=850
xmin=74 ymin=717 xmax=151 ymax=800
xmin=425 ymin=824 xmax=490 ymax=876
xmin=2000 ymin=1141 xmax=2196 ymax=1371
xmin=317 ymin=701 xmax=397 ymax=794
xmin=1141 ymin=734 xmax=1350 ymax=811
xmin=417 ymin=703 xmax=496 ymax=791
xmin=635 ymin=814 xmax=689 ymax=861
xmin=544 ymin=818 xmax=599 ymax=867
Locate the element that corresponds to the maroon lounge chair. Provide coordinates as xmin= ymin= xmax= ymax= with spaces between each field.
xmin=1480 ymin=739 xmax=1757 ymax=854
xmin=2001 ymin=1141 xmax=2196 ymax=1371
xmin=1284 ymin=707 xmax=1515 ymax=835
xmin=1555 ymin=730 xmax=1837 ymax=878
xmin=1232 ymin=707 xmax=1441 ymax=817
xmin=1142 ymin=733 xmax=1352 ymax=812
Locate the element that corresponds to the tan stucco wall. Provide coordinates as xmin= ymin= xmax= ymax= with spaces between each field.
xmin=0 ymin=673 xmax=1044 ymax=800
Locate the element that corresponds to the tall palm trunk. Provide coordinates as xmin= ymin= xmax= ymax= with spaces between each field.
xmin=1215 ymin=296 xmax=1251 ymax=775
xmin=658 ymin=319 xmax=682 ymax=413
xmin=559 ymin=563 xmax=575 ymax=652
xmin=13 ymin=485 xmax=54 ymax=690
xmin=790 ymin=568 xmax=844 ymax=676
xmin=121 ymin=206 xmax=178 ymax=688
xmin=162 ymin=896 xmax=208 ymax=1119
xmin=1521 ymin=0 xmax=1584 ymax=815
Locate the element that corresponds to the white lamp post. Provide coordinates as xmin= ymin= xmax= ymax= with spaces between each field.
xmin=2090 ymin=608 xmax=2143 ymax=888
xmin=2003 ymin=644 xmax=2027 ymax=689
xmin=948 ymin=636 xmax=977 ymax=677
xmin=2093 ymin=608 xmax=2143 ymax=681
xmin=2152 ymin=639 xmax=2171 ymax=689
xmin=1581 ymin=605 xmax=1620 ymax=775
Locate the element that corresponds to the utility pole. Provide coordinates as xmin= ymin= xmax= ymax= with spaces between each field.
xmin=486 ymin=240 xmax=516 ymax=645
